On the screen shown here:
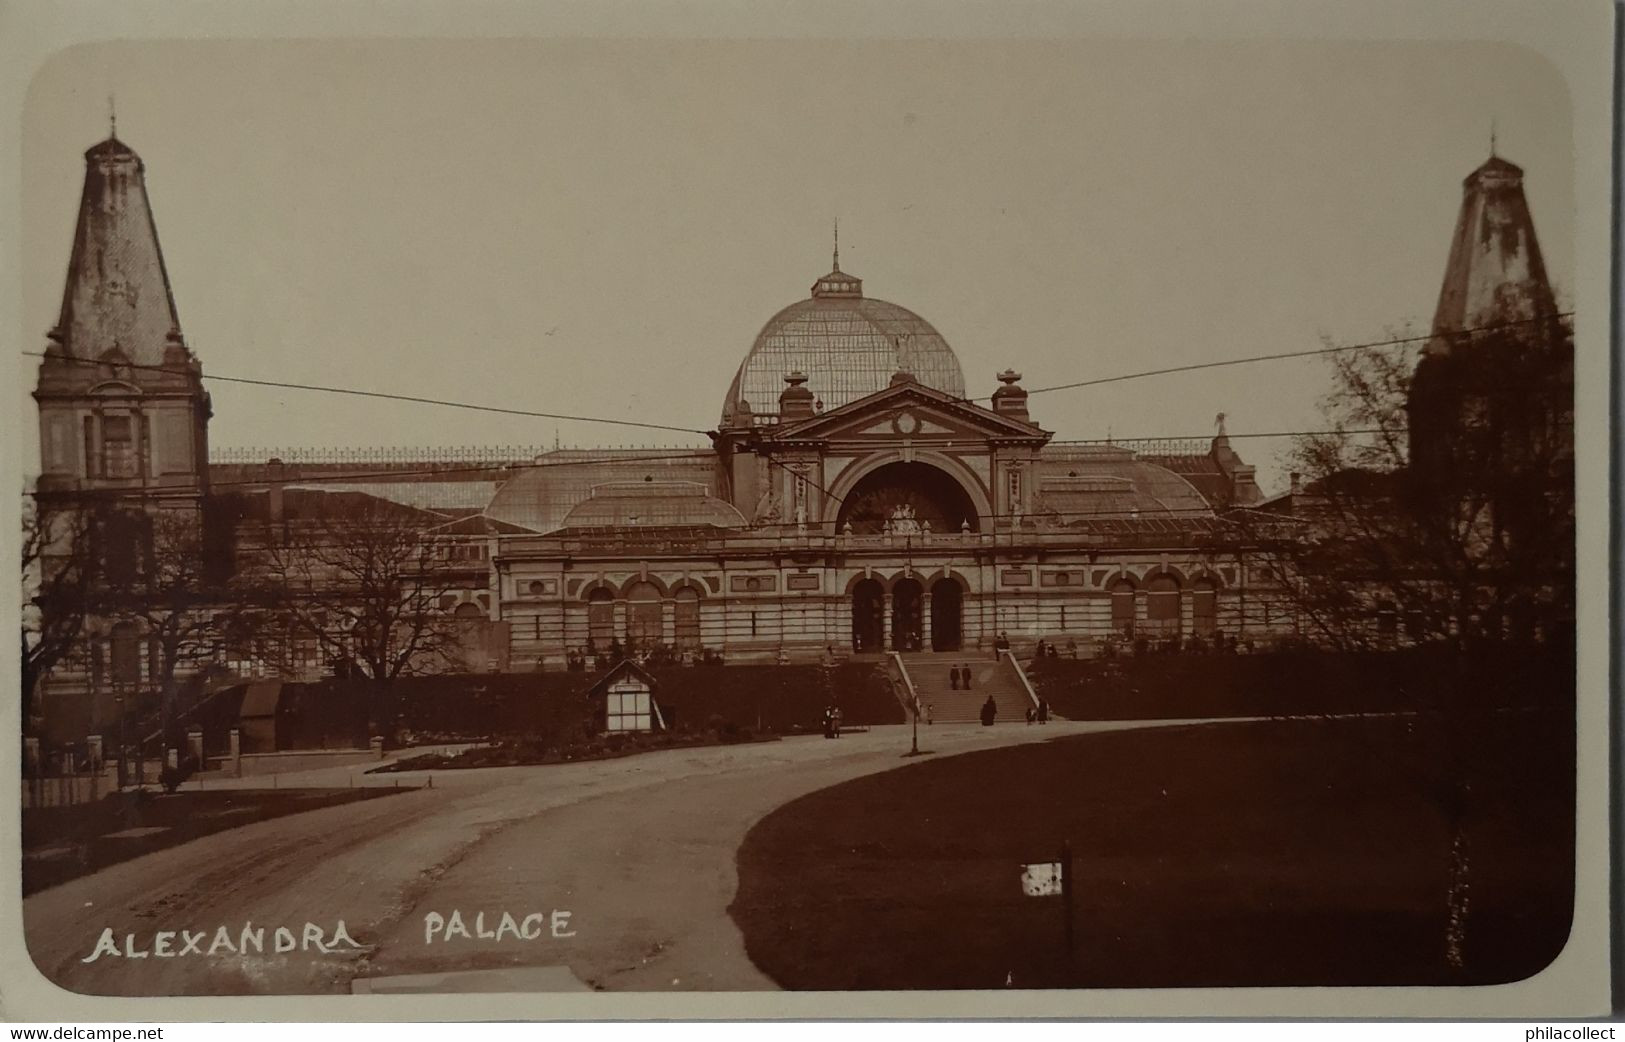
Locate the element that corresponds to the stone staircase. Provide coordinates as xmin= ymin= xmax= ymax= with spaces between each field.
xmin=896 ymin=652 xmax=1036 ymax=724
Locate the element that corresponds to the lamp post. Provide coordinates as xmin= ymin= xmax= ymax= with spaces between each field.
xmin=114 ymin=693 xmax=126 ymax=790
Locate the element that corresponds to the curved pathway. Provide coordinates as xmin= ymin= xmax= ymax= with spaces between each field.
xmin=24 ymin=720 xmax=1200 ymax=996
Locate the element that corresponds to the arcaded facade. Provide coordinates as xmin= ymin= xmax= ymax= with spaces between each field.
xmin=32 ymin=131 xmax=1296 ymax=734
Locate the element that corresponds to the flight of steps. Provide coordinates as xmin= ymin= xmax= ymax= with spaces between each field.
xmin=897 ymin=652 xmax=1035 ymax=724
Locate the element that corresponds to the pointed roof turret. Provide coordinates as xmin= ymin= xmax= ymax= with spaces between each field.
xmin=51 ymin=134 xmax=186 ymax=366
xmin=1427 ymin=150 xmax=1556 ymax=356
xmin=811 ymin=221 xmax=863 ymax=299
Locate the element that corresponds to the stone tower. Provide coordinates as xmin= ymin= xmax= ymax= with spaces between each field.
xmin=1408 ymin=150 xmax=1564 ymax=474
xmin=33 ymin=133 xmax=211 ymax=509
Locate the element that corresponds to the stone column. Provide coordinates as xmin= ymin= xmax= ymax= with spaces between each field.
xmin=87 ymin=735 xmax=104 ymax=771
xmin=882 ymin=592 xmax=894 ymax=650
xmin=228 ymin=728 xmax=242 ymax=777
xmin=186 ymin=728 xmax=204 ymax=768
xmin=921 ymin=591 xmax=933 ymax=651
xmin=370 ymin=736 xmax=385 ymax=760
xmin=22 ymin=737 xmax=40 ymax=777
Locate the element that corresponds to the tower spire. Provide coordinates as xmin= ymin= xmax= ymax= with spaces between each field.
xmin=1427 ymin=148 xmax=1554 ymax=352
xmin=1489 ymin=116 xmax=1497 ymax=156
xmin=108 ymin=94 xmax=116 ymax=140
xmin=832 ymin=218 xmax=840 ymax=272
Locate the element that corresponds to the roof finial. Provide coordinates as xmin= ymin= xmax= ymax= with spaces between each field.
xmin=834 ymin=218 xmax=842 ymax=272
xmin=1489 ymin=117 xmax=1497 ymax=157
xmin=108 ymin=94 xmax=117 ymax=140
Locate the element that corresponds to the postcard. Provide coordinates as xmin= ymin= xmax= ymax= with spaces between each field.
xmin=2 ymin=0 xmax=1613 ymax=1021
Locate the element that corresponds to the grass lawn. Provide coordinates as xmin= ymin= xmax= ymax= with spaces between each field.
xmin=730 ymin=711 xmax=1573 ymax=989
xmin=22 ymin=788 xmax=409 ymax=896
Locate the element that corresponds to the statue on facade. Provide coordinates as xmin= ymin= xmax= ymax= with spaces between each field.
xmin=885 ymin=503 xmax=922 ymax=536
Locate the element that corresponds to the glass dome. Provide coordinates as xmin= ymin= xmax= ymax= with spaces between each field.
xmin=721 ymin=262 xmax=967 ymax=426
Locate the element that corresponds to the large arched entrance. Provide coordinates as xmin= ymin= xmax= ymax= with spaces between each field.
xmin=892 ymin=578 xmax=924 ymax=652
xmin=930 ymin=579 xmax=963 ymax=651
xmin=852 ymin=579 xmax=884 ymax=654
xmin=835 ymin=461 xmax=979 ymax=535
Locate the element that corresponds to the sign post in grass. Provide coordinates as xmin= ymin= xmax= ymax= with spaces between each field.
xmin=1021 ymin=841 xmax=1075 ymax=962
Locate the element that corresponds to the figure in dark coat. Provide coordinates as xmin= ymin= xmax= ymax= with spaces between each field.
xmin=980 ymin=695 xmax=997 ymax=727
xmin=962 ymin=664 xmax=973 ymax=690
xmin=950 ymin=666 xmax=960 ymax=690
xmin=1037 ymin=698 xmax=1049 ymax=724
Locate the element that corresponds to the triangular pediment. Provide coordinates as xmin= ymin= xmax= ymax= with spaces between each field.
xmin=766 ymin=381 xmax=1049 ymax=444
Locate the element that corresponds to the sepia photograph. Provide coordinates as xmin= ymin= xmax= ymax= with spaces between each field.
xmin=2 ymin=0 xmax=1614 ymax=1022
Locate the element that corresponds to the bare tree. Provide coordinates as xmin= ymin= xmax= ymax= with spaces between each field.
xmin=99 ymin=507 xmax=240 ymax=742
xmin=256 ymin=493 xmax=468 ymax=737
xmin=1236 ymin=310 xmax=1573 ymax=976
xmin=20 ymin=493 xmax=102 ymax=729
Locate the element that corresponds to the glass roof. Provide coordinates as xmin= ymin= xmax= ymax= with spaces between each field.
xmin=722 ymin=268 xmax=966 ymax=425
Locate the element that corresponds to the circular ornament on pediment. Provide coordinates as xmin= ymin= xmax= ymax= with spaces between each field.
xmin=893 ymin=411 xmax=920 ymax=435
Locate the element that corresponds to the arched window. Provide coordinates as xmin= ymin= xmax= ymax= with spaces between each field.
xmin=453 ymin=602 xmax=485 ymax=620
xmin=1110 ymin=580 xmax=1136 ymax=637
xmin=102 ymin=414 xmax=137 ymax=479
xmin=1192 ymin=579 xmax=1218 ymax=636
xmin=674 ymin=587 xmax=701 ymax=649
xmin=1146 ymin=575 xmax=1182 ymax=638
xmin=587 ymin=588 xmax=614 ymax=652
xmin=626 ymin=581 xmax=663 ymax=650
xmin=110 ymin=621 xmax=141 ymax=686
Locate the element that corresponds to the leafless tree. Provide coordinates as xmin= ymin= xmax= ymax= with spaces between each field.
xmin=99 ymin=507 xmax=241 ymax=741
xmin=1244 ymin=311 xmax=1572 ymax=652
xmin=1234 ymin=309 xmax=1573 ymax=976
xmin=20 ymin=492 xmax=101 ymax=729
xmin=255 ymin=494 xmax=468 ymax=737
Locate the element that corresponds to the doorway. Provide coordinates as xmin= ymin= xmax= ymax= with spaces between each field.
xmin=930 ymin=579 xmax=963 ymax=651
xmin=892 ymin=578 xmax=924 ymax=652
xmin=852 ymin=579 xmax=885 ymax=654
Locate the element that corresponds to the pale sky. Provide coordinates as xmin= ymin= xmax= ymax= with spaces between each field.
xmin=19 ymin=38 xmax=1575 ymax=494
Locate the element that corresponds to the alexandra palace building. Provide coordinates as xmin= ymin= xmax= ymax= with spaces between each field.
xmin=28 ymin=130 xmax=1558 ymax=730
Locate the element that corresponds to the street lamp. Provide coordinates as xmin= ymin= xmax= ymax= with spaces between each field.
xmin=114 ymin=693 xmax=126 ymax=790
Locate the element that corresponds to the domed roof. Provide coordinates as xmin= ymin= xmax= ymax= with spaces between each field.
xmin=722 ymin=257 xmax=966 ymax=426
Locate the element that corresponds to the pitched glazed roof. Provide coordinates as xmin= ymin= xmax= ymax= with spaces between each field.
xmin=1034 ymin=445 xmax=1215 ymax=521
xmin=555 ymin=481 xmax=747 ymax=532
xmin=484 ymin=449 xmax=720 ymax=535
xmin=51 ymin=136 xmax=184 ymax=365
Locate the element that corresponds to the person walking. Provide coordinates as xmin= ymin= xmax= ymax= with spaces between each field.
xmin=950 ymin=665 xmax=960 ymax=690
xmin=1038 ymin=697 xmax=1049 ymax=724
xmin=962 ymin=663 xmax=974 ymax=690
xmin=980 ymin=694 xmax=998 ymax=727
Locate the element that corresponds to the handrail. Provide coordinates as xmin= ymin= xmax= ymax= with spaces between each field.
xmin=999 ymin=649 xmax=1043 ymax=712
xmin=886 ymin=651 xmax=922 ymax=720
